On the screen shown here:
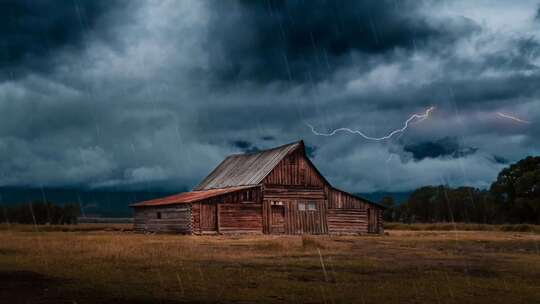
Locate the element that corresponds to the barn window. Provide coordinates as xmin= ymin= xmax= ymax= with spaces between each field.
xmin=298 ymin=202 xmax=306 ymax=211
xmin=156 ymin=212 xmax=162 ymax=219
xmin=307 ymin=202 xmax=317 ymax=211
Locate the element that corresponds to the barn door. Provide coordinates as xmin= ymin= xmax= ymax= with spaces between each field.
xmin=368 ymin=208 xmax=378 ymax=233
xmin=270 ymin=205 xmax=285 ymax=234
xmin=201 ymin=203 xmax=217 ymax=232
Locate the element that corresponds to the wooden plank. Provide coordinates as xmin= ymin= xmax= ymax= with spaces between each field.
xmin=218 ymin=202 xmax=263 ymax=234
xmin=216 ymin=203 xmax=220 ymax=234
xmin=262 ymin=150 xmax=326 ymax=187
xmin=327 ymin=208 xmax=370 ymax=235
xmin=133 ymin=205 xmax=192 ymax=234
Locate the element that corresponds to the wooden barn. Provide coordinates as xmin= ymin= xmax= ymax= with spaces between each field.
xmin=130 ymin=140 xmax=384 ymax=235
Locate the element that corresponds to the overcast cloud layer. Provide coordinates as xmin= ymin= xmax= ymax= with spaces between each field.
xmin=1 ymin=0 xmax=539 ymax=192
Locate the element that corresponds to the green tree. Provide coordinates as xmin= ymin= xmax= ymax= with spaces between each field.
xmin=490 ymin=156 xmax=540 ymax=223
xmin=403 ymin=186 xmax=440 ymax=222
xmin=379 ymin=196 xmax=396 ymax=222
xmin=2 ymin=202 xmax=80 ymax=225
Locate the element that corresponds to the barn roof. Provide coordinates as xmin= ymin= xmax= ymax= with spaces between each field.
xmin=129 ymin=185 xmax=257 ymax=207
xmin=194 ymin=141 xmax=303 ymax=190
xmin=130 ymin=139 xmax=384 ymax=209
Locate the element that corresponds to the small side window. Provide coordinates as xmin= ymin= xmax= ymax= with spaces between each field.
xmin=307 ymin=202 xmax=317 ymax=211
xmin=156 ymin=212 xmax=162 ymax=219
xmin=298 ymin=202 xmax=306 ymax=211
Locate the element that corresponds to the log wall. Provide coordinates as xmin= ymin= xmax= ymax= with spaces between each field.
xmin=133 ymin=205 xmax=192 ymax=234
xmin=192 ymin=187 xmax=263 ymax=235
xmin=327 ymin=209 xmax=367 ymax=235
xmin=219 ymin=203 xmax=263 ymax=234
xmin=326 ymin=188 xmax=384 ymax=234
xmin=378 ymin=209 xmax=384 ymax=234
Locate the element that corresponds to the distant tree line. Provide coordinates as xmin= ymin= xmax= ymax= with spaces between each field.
xmin=380 ymin=156 xmax=540 ymax=224
xmin=1 ymin=201 xmax=79 ymax=225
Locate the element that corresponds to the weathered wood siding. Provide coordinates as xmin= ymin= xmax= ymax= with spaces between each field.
xmin=263 ymin=150 xmax=326 ymax=187
xmin=327 ymin=209 xmax=367 ymax=235
xmin=326 ymin=188 xmax=370 ymax=210
xmin=192 ymin=187 xmax=263 ymax=235
xmin=200 ymin=203 xmax=217 ymax=233
xmin=262 ymin=199 xmax=327 ymax=234
xmin=262 ymin=149 xmax=384 ymax=235
xmin=192 ymin=202 xmax=201 ymax=234
xmin=378 ymin=209 xmax=384 ymax=234
xmin=133 ymin=205 xmax=192 ymax=234
xmin=263 ymin=185 xmax=325 ymax=200
xmin=326 ymin=188 xmax=384 ymax=234
xmin=262 ymin=150 xmax=329 ymax=234
xmin=219 ymin=203 xmax=263 ymax=234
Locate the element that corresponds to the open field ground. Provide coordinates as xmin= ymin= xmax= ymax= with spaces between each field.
xmin=384 ymin=222 xmax=540 ymax=233
xmin=1 ymin=224 xmax=539 ymax=303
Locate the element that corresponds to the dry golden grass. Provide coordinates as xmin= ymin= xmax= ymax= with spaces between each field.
xmin=1 ymin=224 xmax=539 ymax=303
xmin=385 ymin=222 xmax=540 ymax=233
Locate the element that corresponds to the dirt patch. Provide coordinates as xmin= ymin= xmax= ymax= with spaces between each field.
xmin=0 ymin=248 xmax=19 ymax=255
xmin=0 ymin=271 xmax=183 ymax=304
xmin=0 ymin=271 xmax=64 ymax=304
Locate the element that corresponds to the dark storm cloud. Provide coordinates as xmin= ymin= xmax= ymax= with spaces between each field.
xmin=305 ymin=145 xmax=318 ymax=158
xmin=0 ymin=0 xmax=119 ymax=78
xmin=0 ymin=1 xmax=538 ymax=193
xmin=404 ymin=137 xmax=478 ymax=161
xmin=231 ymin=140 xmax=261 ymax=153
xmin=206 ymin=0 xmax=479 ymax=83
xmin=492 ymin=155 xmax=509 ymax=165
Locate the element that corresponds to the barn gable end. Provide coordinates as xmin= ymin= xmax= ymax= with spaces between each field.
xmin=194 ymin=142 xmax=301 ymax=190
xmin=262 ymin=143 xmax=327 ymax=188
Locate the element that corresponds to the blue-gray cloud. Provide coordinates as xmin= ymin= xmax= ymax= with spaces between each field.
xmin=0 ymin=0 xmax=538 ymax=193
xmin=404 ymin=137 xmax=478 ymax=161
xmin=0 ymin=0 xmax=119 ymax=79
xmin=231 ymin=140 xmax=261 ymax=154
xmin=206 ymin=0 xmax=478 ymax=84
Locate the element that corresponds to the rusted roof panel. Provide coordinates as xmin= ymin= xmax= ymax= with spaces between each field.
xmin=194 ymin=141 xmax=302 ymax=190
xmin=130 ymin=185 xmax=257 ymax=207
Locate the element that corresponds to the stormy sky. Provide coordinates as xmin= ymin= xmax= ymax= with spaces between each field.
xmin=1 ymin=0 xmax=539 ymax=192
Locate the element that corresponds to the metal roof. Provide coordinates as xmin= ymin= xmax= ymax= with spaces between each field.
xmin=129 ymin=185 xmax=258 ymax=207
xmin=194 ymin=141 xmax=302 ymax=190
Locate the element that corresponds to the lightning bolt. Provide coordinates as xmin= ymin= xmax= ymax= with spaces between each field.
xmin=307 ymin=106 xmax=435 ymax=141
xmin=496 ymin=112 xmax=530 ymax=124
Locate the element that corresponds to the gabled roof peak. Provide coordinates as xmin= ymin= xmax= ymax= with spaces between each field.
xmin=229 ymin=140 xmax=303 ymax=157
xmin=194 ymin=140 xmax=304 ymax=190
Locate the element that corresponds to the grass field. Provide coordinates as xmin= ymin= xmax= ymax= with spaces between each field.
xmin=384 ymin=222 xmax=540 ymax=233
xmin=1 ymin=224 xmax=539 ymax=303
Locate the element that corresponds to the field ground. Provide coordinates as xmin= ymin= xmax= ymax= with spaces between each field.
xmin=384 ymin=222 xmax=540 ymax=233
xmin=0 ymin=224 xmax=539 ymax=303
